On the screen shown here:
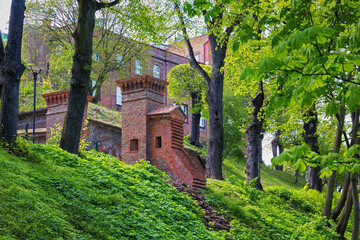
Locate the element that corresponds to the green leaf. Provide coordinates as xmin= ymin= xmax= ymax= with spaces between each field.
xmin=307 ymin=79 xmax=324 ymax=91
xmin=325 ymin=100 xmax=338 ymax=116
xmin=319 ymin=168 xmax=333 ymax=178
xmin=301 ymin=94 xmax=315 ymax=108
xmin=259 ymin=57 xmax=282 ymax=72
xmin=232 ymin=41 xmax=240 ymax=52
xmin=346 ymin=86 xmax=360 ymax=110
xmin=294 ymin=159 xmax=307 ymax=172
xmin=344 ymin=145 xmax=359 ymax=158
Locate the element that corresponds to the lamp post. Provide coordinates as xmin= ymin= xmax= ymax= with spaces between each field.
xmin=30 ymin=65 xmax=41 ymax=143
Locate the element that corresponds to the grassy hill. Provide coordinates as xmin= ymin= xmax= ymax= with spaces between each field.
xmin=0 ymin=139 xmax=341 ymax=239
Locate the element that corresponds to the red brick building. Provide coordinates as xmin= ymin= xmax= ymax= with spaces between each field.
xmin=17 ymin=35 xmax=211 ymax=188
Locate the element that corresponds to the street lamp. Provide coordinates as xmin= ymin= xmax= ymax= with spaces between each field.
xmin=29 ymin=65 xmax=41 ymax=143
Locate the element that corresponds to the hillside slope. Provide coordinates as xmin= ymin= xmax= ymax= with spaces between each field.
xmin=0 ymin=141 xmax=214 ymax=239
xmin=0 ymin=140 xmax=340 ymax=239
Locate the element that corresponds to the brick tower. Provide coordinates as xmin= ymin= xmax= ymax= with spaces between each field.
xmin=117 ymin=75 xmax=206 ymax=188
xmin=116 ymin=75 xmax=167 ymax=163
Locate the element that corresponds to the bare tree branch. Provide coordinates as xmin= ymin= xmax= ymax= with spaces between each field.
xmin=173 ymin=0 xmax=211 ymax=87
xmin=96 ymin=0 xmax=120 ymax=10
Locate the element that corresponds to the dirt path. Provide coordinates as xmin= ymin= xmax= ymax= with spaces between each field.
xmin=171 ymin=181 xmax=230 ymax=231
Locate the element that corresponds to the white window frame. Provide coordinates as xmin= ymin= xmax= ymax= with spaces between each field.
xmin=116 ymin=53 xmax=123 ymax=65
xmin=153 ymin=64 xmax=161 ymax=78
xmin=116 ymin=86 xmax=122 ymax=106
xmin=92 ymin=80 xmax=97 ymax=97
xmin=199 ymin=112 xmax=205 ymax=128
xmin=181 ymin=104 xmax=188 ymax=122
xmin=135 ymin=59 xmax=142 ymax=75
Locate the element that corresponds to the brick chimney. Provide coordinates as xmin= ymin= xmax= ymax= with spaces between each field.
xmin=116 ymin=75 xmax=168 ymax=164
xmin=42 ymin=90 xmax=92 ymax=141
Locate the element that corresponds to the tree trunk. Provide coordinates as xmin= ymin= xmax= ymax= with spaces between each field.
xmin=190 ymin=93 xmax=201 ymax=148
xmin=336 ymin=186 xmax=353 ymax=239
xmin=204 ymin=33 xmax=227 ymax=180
xmin=272 ymin=130 xmax=283 ymax=171
xmin=351 ymin=173 xmax=359 ymax=240
xmin=336 ymin=109 xmax=359 ymax=238
xmin=332 ymin=172 xmax=351 ymax=221
xmin=323 ymin=104 xmax=345 ymax=219
xmin=350 ymin=110 xmax=360 ymax=240
xmin=60 ymin=0 xmax=97 ymax=154
xmin=303 ymin=104 xmax=322 ymax=191
xmin=246 ymin=81 xmax=264 ymax=190
xmin=0 ymin=0 xmax=26 ymax=145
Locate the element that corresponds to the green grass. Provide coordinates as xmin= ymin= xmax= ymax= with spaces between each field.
xmin=223 ymin=157 xmax=306 ymax=190
xmin=0 ymin=140 xmax=214 ymax=239
xmin=184 ymin=140 xmax=341 ymax=239
xmin=0 ymin=138 xmax=344 ymax=239
xmin=204 ymin=179 xmax=339 ymax=240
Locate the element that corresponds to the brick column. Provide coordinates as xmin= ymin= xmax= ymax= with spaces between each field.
xmin=116 ymin=75 xmax=168 ymax=164
xmin=42 ymin=90 xmax=92 ymax=142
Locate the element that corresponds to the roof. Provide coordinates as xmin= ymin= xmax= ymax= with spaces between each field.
xmin=147 ymin=106 xmax=186 ymax=118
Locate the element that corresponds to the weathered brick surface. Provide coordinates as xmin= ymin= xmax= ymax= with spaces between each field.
xmin=17 ymin=108 xmax=47 ymax=130
xmin=17 ymin=108 xmax=47 ymax=143
xmin=86 ymin=119 xmax=121 ymax=159
xmin=168 ymin=35 xmax=211 ymax=65
xmin=118 ymin=75 xmax=166 ymax=164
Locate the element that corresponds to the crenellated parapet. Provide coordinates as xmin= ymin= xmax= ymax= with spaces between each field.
xmin=42 ymin=90 xmax=69 ymax=107
xmin=116 ymin=75 xmax=168 ymax=96
xmin=42 ymin=90 xmax=93 ymax=107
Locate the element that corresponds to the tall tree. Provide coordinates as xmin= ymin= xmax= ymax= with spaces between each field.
xmin=245 ymin=81 xmax=264 ymax=190
xmin=303 ymin=104 xmax=322 ymax=192
xmin=174 ymin=0 xmax=258 ymax=179
xmin=25 ymin=0 xmax=148 ymax=101
xmin=0 ymin=0 xmax=26 ymax=145
xmin=59 ymin=0 xmax=120 ymax=153
xmin=167 ymin=64 xmax=211 ymax=148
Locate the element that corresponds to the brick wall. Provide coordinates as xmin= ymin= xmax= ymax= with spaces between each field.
xmin=148 ymin=107 xmax=206 ymax=188
xmin=117 ymin=75 xmax=167 ymax=163
xmin=42 ymin=90 xmax=92 ymax=142
xmin=17 ymin=108 xmax=47 ymax=143
xmin=87 ymin=119 xmax=122 ymax=159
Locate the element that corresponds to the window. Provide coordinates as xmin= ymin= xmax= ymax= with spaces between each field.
xmin=200 ymin=113 xmax=205 ymax=128
xmin=92 ymin=80 xmax=96 ymax=97
xmin=155 ymin=136 xmax=162 ymax=149
xmin=180 ymin=104 xmax=188 ymax=122
xmin=153 ymin=64 xmax=161 ymax=78
xmin=135 ymin=59 xmax=142 ymax=75
xmin=116 ymin=86 xmax=122 ymax=105
xmin=92 ymin=52 xmax=99 ymax=61
xmin=194 ymin=54 xmax=200 ymax=61
xmin=116 ymin=53 xmax=123 ymax=65
xmin=130 ymin=139 xmax=138 ymax=152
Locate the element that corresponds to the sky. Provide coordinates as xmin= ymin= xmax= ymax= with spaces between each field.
xmin=0 ymin=0 xmax=11 ymax=33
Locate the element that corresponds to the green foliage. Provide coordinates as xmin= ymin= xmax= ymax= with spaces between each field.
xmin=203 ymin=179 xmax=339 ymax=239
xmin=19 ymin=71 xmax=49 ymax=112
xmin=47 ymin=121 xmax=90 ymax=151
xmin=167 ymin=64 xmax=211 ymax=114
xmin=0 ymin=140 xmax=214 ymax=239
xmin=222 ymin=84 xmax=249 ymax=158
